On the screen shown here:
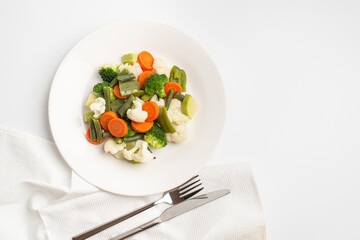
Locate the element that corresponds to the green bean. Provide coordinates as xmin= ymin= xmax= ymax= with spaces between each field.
xmin=110 ymin=69 xmax=130 ymax=87
xmin=119 ymin=80 xmax=142 ymax=97
xmin=103 ymin=86 xmax=111 ymax=112
xmin=89 ymin=118 xmax=97 ymax=141
xmin=174 ymin=91 xmax=184 ymax=102
xmin=103 ymin=131 xmax=112 ymax=138
xmin=117 ymin=95 xmax=135 ymax=118
xmin=93 ymin=119 xmax=103 ymax=142
xmin=111 ymin=99 xmax=125 ymax=112
xmin=126 ymin=89 xmax=145 ymax=97
xmin=117 ymin=73 xmax=136 ymax=83
xmin=109 ymin=77 xmax=118 ymax=88
xmin=115 ymin=138 xmax=123 ymax=144
xmin=165 ymin=89 xmax=174 ymax=110
xmin=124 ymin=133 xmax=144 ymax=143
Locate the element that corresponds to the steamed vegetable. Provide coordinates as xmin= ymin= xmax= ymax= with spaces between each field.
xmin=144 ymin=125 xmax=167 ymax=149
xmin=124 ymin=120 xmax=137 ymax=138
xmin=85 ymin=51 xmax=198 ymax=163
xmin=113 ymin=85 xmax=128 ymax=99
xmin=83 ymin=112 xmax=94 ymax=122
xmin=94 ymin=119 xmax=103 ymax=142
xmin=117 ymin=73 xmax=136 ymax=83
xmin=103 ymin=86 xmax=112 ymax=112
xmin=117 ymin=95 xmax=135 ymax=118
xmin=144 ymin=74 xmax=167 ymax=98
xmin=93 ymin=82 xmax=109 ymax=98
xmin=85 ymin=92 xmax=98 ymax=107
xmin=165 ymin=89 xmax=174 ymax=110
xmin=98 ymin=64 xmax=118 ymax=82
xmin=142 ymin=101 xmax=160 ymax=122
xmin=126 ymin=100 xmax=148 ymax=123
xmin=131 ymin=121 xmax=154 ymax=133
xmin=119 ymin=80 xmax=142 ymax=97
xmin=164 ymin=82 xmax=182 ymax=97
xmin=182 ymin=94 xmax=199 ymax=119
xmin=157 ymin=106 xmax=176 ymax=133
xmin=100 ymin=111 xmax=118 ymax=131
xmin=122 ymin=53 xmax=138 ymax=64
xmin=124 ymin=133 xmax=144 ymax=143
xmin=138 ymin=71 xmax=154 ymax=89
xmin=89 ymin=118 xmax=97 ymax=141
xmin=110 ymin=99 xmax=125 ymax=112
xmin=169 ymin=66 xmax=187 ymax=91
xmin=86 ymin=128 xmax=104 ymax=145
xmin=108 ymin=118 xmax=128 ymax=137
xmin=174 ymin=91 xmax=185 ymax=102
xmin=109 ymin=69 xmax=130 ymax=87
xmin=137 ymin=51 xmax=154 ymax=70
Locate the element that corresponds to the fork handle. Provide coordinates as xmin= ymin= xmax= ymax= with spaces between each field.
xmin=72 ymin=201 xmax=156 ymax=240
xmin=110 ymin=218 xmax=161 ymax=240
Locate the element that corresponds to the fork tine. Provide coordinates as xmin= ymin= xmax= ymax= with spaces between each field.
xmin=182 ymin=187 xmax=204 ymax=200
xmin=178 ymin=175 xmax=199 ymax=189
xmin=178 ymin=179 xmax=200 ymax=192
xmin=179 ymin=183 xmax=202 ymax=196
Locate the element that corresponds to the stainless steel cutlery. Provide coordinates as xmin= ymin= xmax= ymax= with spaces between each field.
xmin=110 ymin=189 xmax=230 ymax=240
xmin=73 ymin=175 xmax=204 ymax=240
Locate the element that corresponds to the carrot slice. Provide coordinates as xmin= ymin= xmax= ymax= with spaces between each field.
xmin=164 ymin=82 xmax=182 ymax=97
xmin=138 ymin=51 xmax=154 ymax=71
xmin=138 ymin=71 xmax=154 ymax=89
xmin=142 ymin=101 xmax=159 ymax=122
xmin=100 ymin=111 xmax=118 ymax=131
xmin=131 ymin=121 xmax=154 ymax=133
xmin=86 ymin=128 xmax=104 ymax=145
xmin=108 ymin=118 xmax=128 ymax=137
xmin=114 ymin=85 xmax=128 ymax=99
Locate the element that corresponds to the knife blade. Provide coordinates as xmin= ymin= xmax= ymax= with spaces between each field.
xmin=110 ymin=189 xmax=230 ymax=240
xmin=160 ymin=189 xmax=230 ymax=221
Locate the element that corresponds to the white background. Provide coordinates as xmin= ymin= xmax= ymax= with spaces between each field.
xmin=1 ymin=0 xmax=360 ymax=239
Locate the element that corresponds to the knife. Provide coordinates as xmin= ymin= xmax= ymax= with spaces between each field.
xmin=110 ymin=189 xmax=230 ymax=240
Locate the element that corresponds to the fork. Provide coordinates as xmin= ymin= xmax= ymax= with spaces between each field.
xmin=72 ymin=175 xmax=203 ymax=240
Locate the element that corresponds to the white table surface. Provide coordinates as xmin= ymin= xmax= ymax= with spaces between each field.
xmin=1 ymin=0 xmax=360 ymax=239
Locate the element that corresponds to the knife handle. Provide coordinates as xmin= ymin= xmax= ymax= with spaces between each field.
xmin=110 ymin=218 xmax=161 ymax=240
xmin=72 ymin=201 xmax=156 ymax=240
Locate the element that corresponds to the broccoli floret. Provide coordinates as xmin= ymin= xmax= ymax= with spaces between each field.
xmin=93 ymin=82 xmax=109 ymax=98
xmin=124 ymin=120 xmax=137 ymax=138
xmin=144 ymin=74 xmax=167 ymax=98
xmin=98 ymin=64 xmax=118 ymax=82
xmin=144 ymin=125 xmax=167 ymax=149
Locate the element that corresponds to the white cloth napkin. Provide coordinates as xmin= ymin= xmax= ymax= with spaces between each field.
xmin=0 ymin=127 xmax=265 ymax=240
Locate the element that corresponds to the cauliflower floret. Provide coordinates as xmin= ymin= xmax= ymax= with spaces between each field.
xmin=90 ymin=97 xmax=106 ymax=118
xmin=153 ymin=58 xmax=170 ymax=78
xmin=166 ymin=124 xmax=190 ymax=143
xmin=150 ymin=94 xmax=165 ymax=107
xmin=126 ymin=100 xmax=148 ymax=122
xmin=104 ymin=138 xmax=126 ymax=154
xmin=123 ymin=140 xmax=154 ymax=163
xmin=165 ymin=99 xmax=190 ymax=143
xmin=167 ymin=99 xmax=189 ymax=125
xmin=118 ymin=63 xmax=143 ymax=79
xmin=134 ymin=141 xmax=155 ymax=163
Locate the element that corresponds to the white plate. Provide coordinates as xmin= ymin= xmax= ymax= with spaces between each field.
xmin=49 ymin=22 xmax=226 ymax=196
